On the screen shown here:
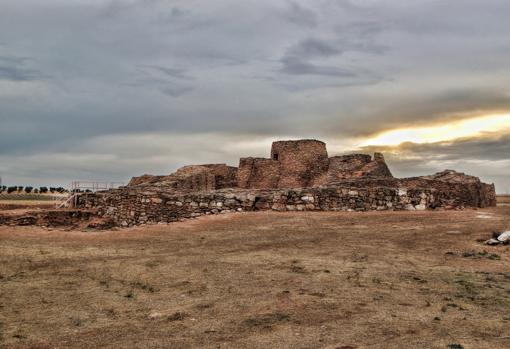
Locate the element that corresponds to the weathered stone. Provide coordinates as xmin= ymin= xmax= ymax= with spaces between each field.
xmin=70 ymin=139 xmax=496 ymax=227
xmin=497 ymin=231 xmax=510 ymax=242
xmin=415 ymin=204 xmax=426 ymax=211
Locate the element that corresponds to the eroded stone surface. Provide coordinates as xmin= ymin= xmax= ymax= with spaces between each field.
xmin=70 ymin=139 xmax=497 ymax=226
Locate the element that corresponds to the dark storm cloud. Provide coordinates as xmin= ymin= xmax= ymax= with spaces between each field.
xmin=1 ymin=0 xmax=510 ymax=187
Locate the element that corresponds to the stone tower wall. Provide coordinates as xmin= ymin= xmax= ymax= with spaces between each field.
xmin=270 ymin=140 xmax=329 ymax=188
xmin=237 ymin=158 xmax=280 ymax=189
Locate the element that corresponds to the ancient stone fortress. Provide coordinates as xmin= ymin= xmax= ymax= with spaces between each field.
xmin=77 ymin=139 xmax=496 ymax=227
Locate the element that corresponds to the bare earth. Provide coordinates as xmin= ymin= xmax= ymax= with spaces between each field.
xmin=0 ymin=207 xmax=509 ymax=348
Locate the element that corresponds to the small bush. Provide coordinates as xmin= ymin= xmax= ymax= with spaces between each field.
xmin=24 ymin=186 xmax=33 ymax=193
xmin=7 ymin=186 xmax=17 ymax=194
xmin=39 ymin=187 xmax=48 ymax=194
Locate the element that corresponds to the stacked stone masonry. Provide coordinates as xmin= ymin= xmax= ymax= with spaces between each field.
xmin=75 ymin=139 xmax=497 ymax=226
xmin=77 ymin=185 xmax=438 ymax=227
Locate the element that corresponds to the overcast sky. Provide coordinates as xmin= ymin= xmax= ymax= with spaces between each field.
xmin=1 ymin=0 xmax=510 ymax=192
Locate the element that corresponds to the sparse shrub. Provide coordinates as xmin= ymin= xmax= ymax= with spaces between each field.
xmin=17 ymin=186 xmax=23 ymax=192
xmin=69 ymin=316 xmax=83 ymax=327
xmin=447 ymin=344 xmax=464 ymax=349
xmin=7 ymin=186 xmax=17 ymax=194
xmin=131 ymin=279 xmax=157 ymax=293
xmin=49 ymin=187 xmax=56 ymax=193
xmin=39 ymin=187 xmax=48 ymax=194
xmin=24 ymin=186 xmax=33 ymax=193
xmin=241 ymin=312 xmax=290 ymax=328
xmin=167 ymin=312 xmax=187 ymax=321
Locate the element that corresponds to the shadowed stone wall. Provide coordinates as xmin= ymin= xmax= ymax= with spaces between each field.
xmin=237 ymin=158 xmax=280 ymax=189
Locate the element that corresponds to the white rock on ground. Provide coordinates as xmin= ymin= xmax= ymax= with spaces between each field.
xmin=497 ymin=231 xmax=510 ymax=242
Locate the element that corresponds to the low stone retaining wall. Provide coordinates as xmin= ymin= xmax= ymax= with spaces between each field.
xmin=0 ymin=210 xmax=97 ymax=227
xmin=76 ymin=185 xmax=438 ymax=227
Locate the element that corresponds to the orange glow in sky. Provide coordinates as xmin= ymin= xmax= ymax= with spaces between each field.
xmin=363 ymin=113 xmax=510 ymax=146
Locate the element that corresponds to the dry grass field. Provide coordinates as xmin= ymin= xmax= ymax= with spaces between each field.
xmin=0 ymin=194 xmax=62 ymax=210
xmin=497 ymin=195 xmax=510 ymax=205
xmin=0 ymin=206 xmax=509 ymax=348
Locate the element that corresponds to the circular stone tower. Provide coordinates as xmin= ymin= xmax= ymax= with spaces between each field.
xmin=270 ymin=139 xmax=329 ymax=188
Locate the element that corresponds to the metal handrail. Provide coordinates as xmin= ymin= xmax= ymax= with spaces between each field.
xmin=55 ymin=181 xmax=124 ymax=208
xmin=71 ymin=181 xmax=124 ymax=192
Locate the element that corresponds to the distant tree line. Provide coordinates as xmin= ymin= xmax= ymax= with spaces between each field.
xmin=0 ymin=186 xmax=68 ymax=194
xmin=71 ymin=189 xmax=93 ymax=193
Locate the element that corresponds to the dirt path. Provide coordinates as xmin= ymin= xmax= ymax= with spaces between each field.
xmin=1 ymin=208 xmax=509 ymax=348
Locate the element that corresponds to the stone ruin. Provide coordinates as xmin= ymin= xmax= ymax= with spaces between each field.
xmin=129 ymin=140 xmax=393 ymax=191
xmin=73 ymin=139 xmax=497 ymax=227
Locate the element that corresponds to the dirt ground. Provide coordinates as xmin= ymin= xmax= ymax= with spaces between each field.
xmin=0 ymin=206 xmax=509 ymax=349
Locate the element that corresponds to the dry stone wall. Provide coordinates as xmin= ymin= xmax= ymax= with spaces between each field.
xmin=270 ymin=140 xmax=330 ymax=188
xmin=325 ymin=153 xmax=393 ymax=182
xmin=70 ymin=139 xmax=497 ymax=228
xmin=77 ymin=185 xmax=438 ymax=227
xmin=237 ymin=158 xmax=280 ymax=189
xmin=129 ymin=164 xmax=237 ymax=191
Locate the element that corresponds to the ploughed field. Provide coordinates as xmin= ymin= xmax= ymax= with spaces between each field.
xmin=0 ymin=207 xmax=509 ymax=348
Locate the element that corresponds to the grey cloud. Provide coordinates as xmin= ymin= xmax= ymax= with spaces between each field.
xmin=159 ymin=85 xmax=194 ymax=97
xmin=361 ymin=135 xmax=510 ymax=163
xmin=137 ymin=65 xmax=193 ymax=80
xmin=129 ymin=65 xmax=195 ymax=97
xmin=283 ymin=1 xmax=318 ymax=28
xmin=0 ymin=55 xmax=44 ymax=81
xmin=355 ymin=135 xmax=510 ymax=192
xmin=279 ymin=56 xmax=357 ymax=77
xmin=286 ymin=38 xmax=341 ymax=59
xmin=347 ymin=89 xmax=510 ymax=137
xmin=1 ymin=0 xmax=510 ymax=188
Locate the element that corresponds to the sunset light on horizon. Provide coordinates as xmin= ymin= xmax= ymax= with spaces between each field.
xmin=363 ymin=113 xmax=510 ymax=146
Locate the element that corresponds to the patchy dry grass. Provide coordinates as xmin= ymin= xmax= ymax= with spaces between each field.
xmin=0 ymin=208 xmax=509 ymax=348
xmin=497 ymin=195 xmax=510 ymax=206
